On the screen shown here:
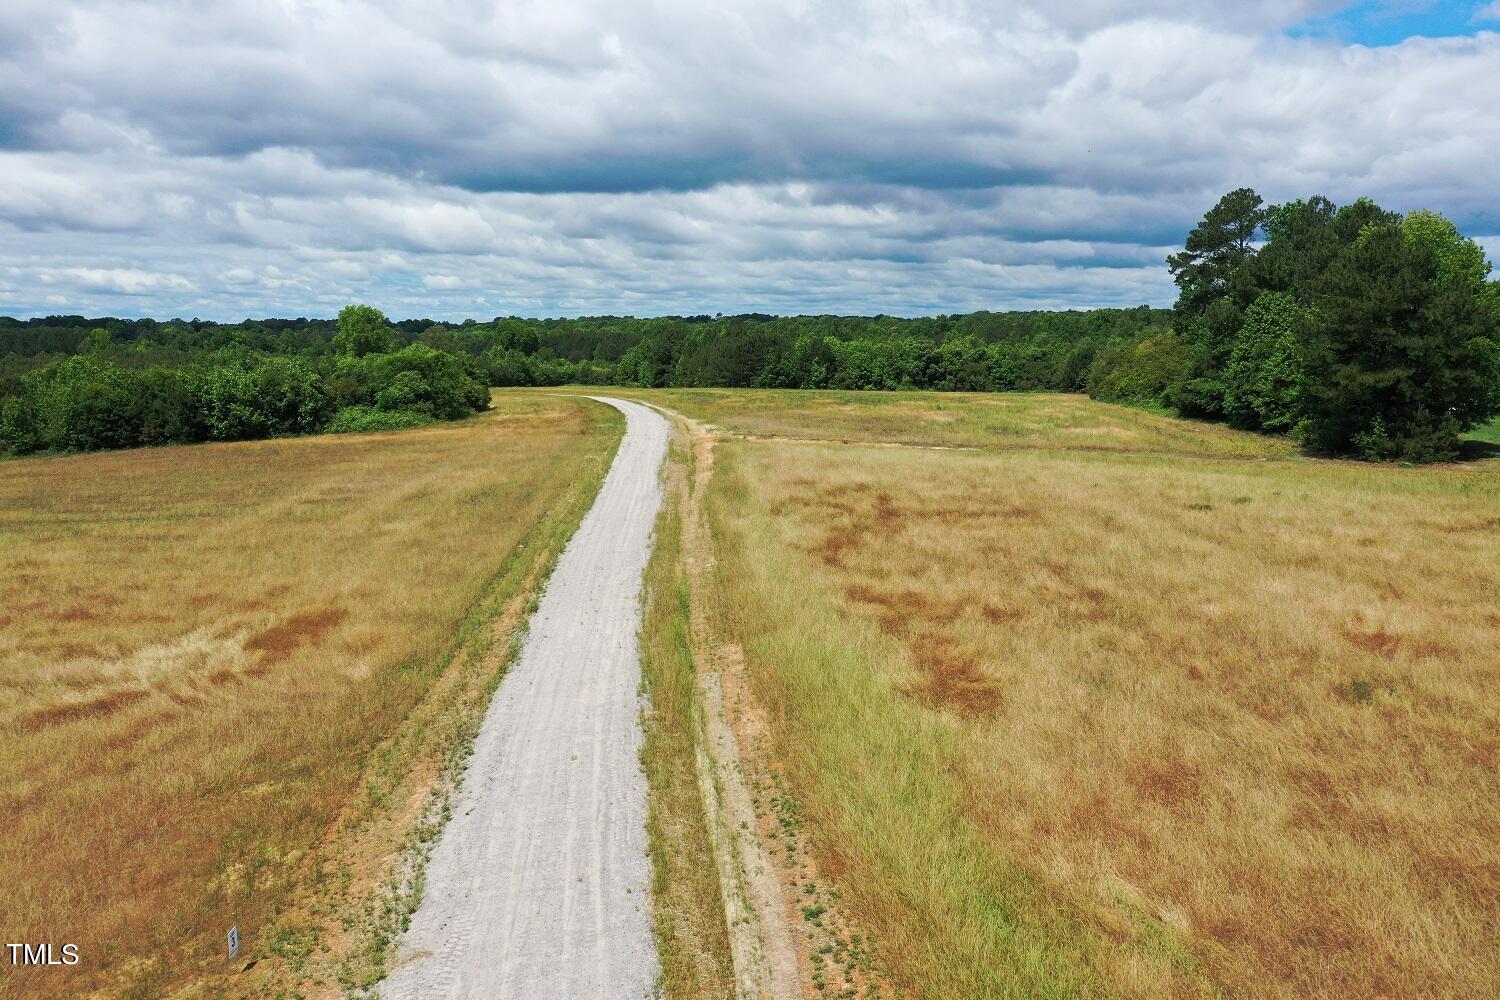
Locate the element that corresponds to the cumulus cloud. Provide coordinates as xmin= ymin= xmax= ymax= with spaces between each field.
xmin=0 ymin=1 xmax=1495 ymax=317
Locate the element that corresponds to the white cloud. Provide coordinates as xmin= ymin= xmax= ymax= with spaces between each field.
xmin=38 ymin=267 xmax=193 ymax=295
xmin=0 ymin=1 xmax=1495 ymax=317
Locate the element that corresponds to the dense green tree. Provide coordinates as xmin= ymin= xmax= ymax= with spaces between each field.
xmin=80 ymin=327 xmax=114 ymax=354
xmin=1300 ymin=222 xmax=1500 ymax=461
xmin=1402 ymin=210 xmax=1491 ymax=290
xmin=888 ymin=337 xmax=938 ymax=389
xmin=493 ymin=318 xmax=542 ymax=355
xmin=616 ymin=326 xmax=683 ymax=387
xmin=188 ymin=357 xmax=331 ymax=441
xmin=1222 ymin=292 xmax=1304 ymax=432
xmin=1087 ymin=329 xmax=1192 ymax=405
xmin=366 ymin=344 xmax=489 ymax=419
xmin=670 ymin=320 xmax=783 ymax=387
xmin=375 ymin=370 xmax=430 ymax=412
xmin=334 ymin=304 xmax=395 ymax=358
xmin=251 ymin=357 xmax=336 ymax=432
xmin=932 ymin=336 xmax=993 ymax=392
xmin=418 ymin=324 xmax=462 ymax=353
xmin=31 ymin=355 xmax=140 ymax=450
xmin=133 ymin=366 xmax=205 ymax=445
xmin=0 ymin=386 xmax=41 ymax=453
xmin=1058 ymin=339 xmax=1097 ymax=391
xmin=788 ymin=334 xmax=837 ymax=389
xmin=483 ymin=346 xmax=535 ymax=387
xmin=1251 ymin=196 xmax=1339 ymax=296
xmin=1167 ymin=297 xmax=1246 ymax=418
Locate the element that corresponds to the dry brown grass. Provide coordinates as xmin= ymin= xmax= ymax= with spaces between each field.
xmin=643 ymin=388 xmax=1500 ymax=998
xmin=0 ymin=393 xmax=621 ymax=999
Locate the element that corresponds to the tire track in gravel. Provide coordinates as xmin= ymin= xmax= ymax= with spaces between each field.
xmin=382 ymin=397 xmax=668 ymax=1000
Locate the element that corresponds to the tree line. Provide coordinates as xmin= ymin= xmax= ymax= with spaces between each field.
xmin=3 ymin=190 xmax=1496 ymax=460
xmin=0 ymin=306 xmax=489 ymax=454
xmin=0 ymin=306 xmax=1174 ymax=456
xmin=1 ymin=306 xmax=1169 ymax=395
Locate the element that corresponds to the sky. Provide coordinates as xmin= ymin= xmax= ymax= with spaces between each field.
xmin=0 ymin=0 xmax=1497 ymax=321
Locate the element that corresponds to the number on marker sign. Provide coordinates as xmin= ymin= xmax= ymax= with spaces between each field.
xmin=227 ymin=925 xmax=239 ymax=960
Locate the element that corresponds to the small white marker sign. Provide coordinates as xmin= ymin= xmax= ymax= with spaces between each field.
xmin=227 ymin=925 xmax=239 ymax=960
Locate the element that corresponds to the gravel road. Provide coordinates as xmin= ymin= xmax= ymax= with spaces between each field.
xmin=382 ymin=397 xmax=667 ymax=1000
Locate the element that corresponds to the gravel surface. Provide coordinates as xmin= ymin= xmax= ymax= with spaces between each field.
xmin=382 ymin=397 xmax=667 ymax=1000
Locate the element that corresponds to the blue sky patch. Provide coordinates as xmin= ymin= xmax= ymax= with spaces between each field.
xmin=1290 ymin=1 xmax=1498 ymax=47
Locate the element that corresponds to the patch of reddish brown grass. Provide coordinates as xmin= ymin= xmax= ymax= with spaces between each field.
xmin=21 ymin=688 xmax=150 ymax=732
xmin=244 ymin=607 xmax=349 ymax=658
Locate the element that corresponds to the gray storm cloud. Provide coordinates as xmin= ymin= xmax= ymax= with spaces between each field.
xmin=0 ymin=0 xmax=1496 ymax=318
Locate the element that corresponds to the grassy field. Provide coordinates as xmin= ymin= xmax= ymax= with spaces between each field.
xmin=617 ymin=387 xmax=1299 ymax=459
xmin=617 ymin=388 xmax=1500 ymax=999
xmin=0 ymin=393 xmax=621 ymax=999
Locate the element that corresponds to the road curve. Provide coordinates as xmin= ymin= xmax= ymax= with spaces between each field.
xmin=382 ymin=397 xmax=667 ymax=1000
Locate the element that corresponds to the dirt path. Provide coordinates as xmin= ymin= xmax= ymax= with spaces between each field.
xmin=382 ymin=397 xmax=667 ymax=1000
xmin=665 ymin=410 xmax=804 ymax=999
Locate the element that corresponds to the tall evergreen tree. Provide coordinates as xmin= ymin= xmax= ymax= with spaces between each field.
xmin=1167 ymin=187 xmax=1267 ymax=317
xmin=1251 ymin=196 xmax=1339 ymax=296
